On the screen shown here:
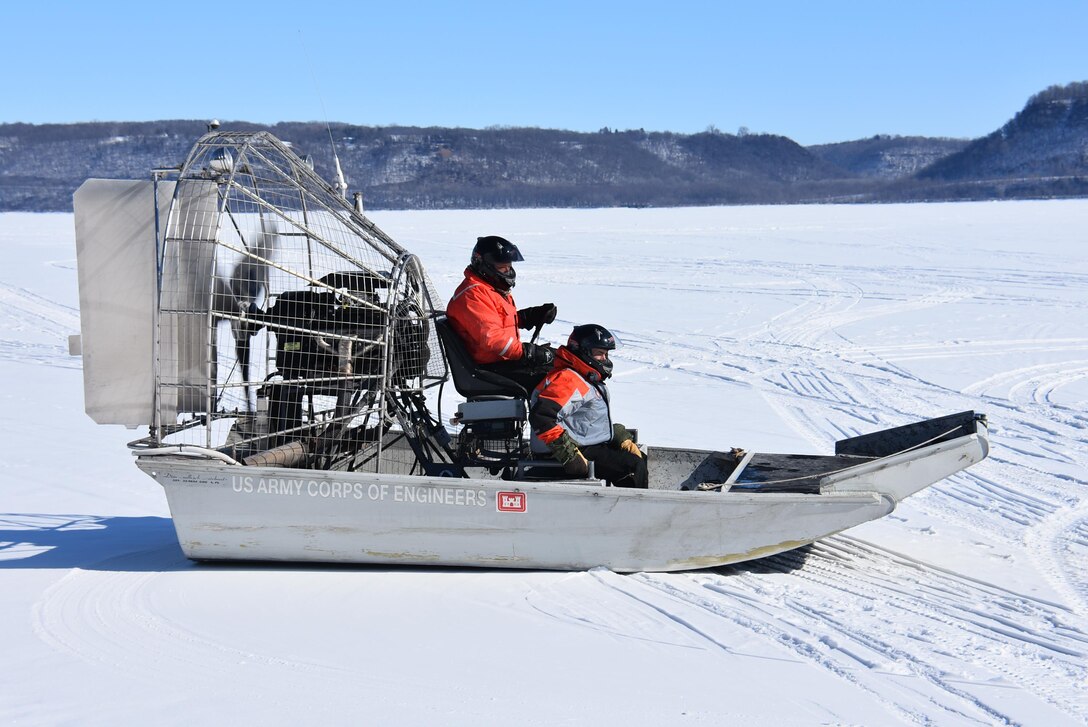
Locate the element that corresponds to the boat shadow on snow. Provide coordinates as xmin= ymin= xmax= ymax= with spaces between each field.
xmin=0 ymin=511 xmax=815 ymax=575
xmin=709 ymin=543 xmax=815 ymax=575
xmin=0 ymin=514 xmax=187 ymax=572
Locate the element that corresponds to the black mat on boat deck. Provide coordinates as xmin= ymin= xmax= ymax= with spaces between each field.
xmin=835 ymin=410 xmax=980 ymax=457
xmin=728 ymin=454 xmax=865 ymax=493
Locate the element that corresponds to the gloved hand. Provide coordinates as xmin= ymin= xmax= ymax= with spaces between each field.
xmin=517 ymin=303 xmax=558 ymax=330
xmin=549 ymin=432 xmax=589 ymax=477
xmin=612 ymin=423 xmax=635 ymax=444
xmin=564 ymin=451 xmax=590 ymax=477
xmin=522 ymin=342 xmax=555 ymax=366
xmin=620 ymin=439 xmax=643 ymax=459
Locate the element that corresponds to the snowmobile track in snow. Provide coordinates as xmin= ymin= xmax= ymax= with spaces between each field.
xmin=625 ymin=536 xmax=1088 ymax=724
xmin=0 ymin=281 xmax=80 ymax=368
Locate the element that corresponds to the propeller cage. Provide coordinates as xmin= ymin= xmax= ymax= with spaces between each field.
xmin=152 ymin=132 xmax=447 ymax=472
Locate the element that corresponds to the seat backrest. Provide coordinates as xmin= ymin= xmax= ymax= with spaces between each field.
xmin=435 ymin=316 xmax=527 ymax=399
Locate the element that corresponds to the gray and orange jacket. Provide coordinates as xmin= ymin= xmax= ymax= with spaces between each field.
xmin=529 ymin=347 xmax=613 ymax=454
xmin=446 ymin=268 xmax=523 ymax=364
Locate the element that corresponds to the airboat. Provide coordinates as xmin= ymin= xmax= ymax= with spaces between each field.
xmin=71 ymin=130 xmax=989 ymax=572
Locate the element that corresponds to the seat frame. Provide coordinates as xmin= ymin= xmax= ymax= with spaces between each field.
xmin=435 ymin=314 xmax=596 ymax=483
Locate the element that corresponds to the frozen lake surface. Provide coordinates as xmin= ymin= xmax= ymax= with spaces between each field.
xmin=1 ymin=200 xmax=1086 ymax=725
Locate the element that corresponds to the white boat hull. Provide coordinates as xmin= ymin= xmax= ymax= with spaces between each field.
xmin=136 ymin=422 xmax=988 ymax=572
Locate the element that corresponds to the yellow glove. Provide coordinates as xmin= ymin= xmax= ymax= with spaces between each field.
xmin=620 ymin=439 xmax=643 ymax=459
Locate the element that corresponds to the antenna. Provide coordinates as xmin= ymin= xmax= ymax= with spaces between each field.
xmin=299 ymin=29 xmax=350 ymax=199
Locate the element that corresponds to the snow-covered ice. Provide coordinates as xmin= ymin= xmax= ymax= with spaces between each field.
xmin=1 ymin=200 xmax=1086 ymax=725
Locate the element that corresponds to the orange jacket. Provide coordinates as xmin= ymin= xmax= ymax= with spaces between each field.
xmin=447 ymin=268 xmax=523 ymax=364
xmin=529 ymin=347 xmax=612 ymax=451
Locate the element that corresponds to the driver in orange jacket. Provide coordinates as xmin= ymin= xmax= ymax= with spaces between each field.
xmin=447 ymin=236 xmax=558 ymax=392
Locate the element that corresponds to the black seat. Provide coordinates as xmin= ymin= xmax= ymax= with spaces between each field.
xmin=435 ymin=316 xmax=527 ymax=400
xmin=436 ymin=315 xmax=594 ymax=481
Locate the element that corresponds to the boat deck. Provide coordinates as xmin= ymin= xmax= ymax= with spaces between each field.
xmin=646 ymin=446 xmax=870 ymax=493
xmin=728 ymin=453 xmax=871 ymax=493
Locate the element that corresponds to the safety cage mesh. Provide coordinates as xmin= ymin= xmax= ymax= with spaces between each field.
xmin=152 ymin=131 xmax=446 ymax=472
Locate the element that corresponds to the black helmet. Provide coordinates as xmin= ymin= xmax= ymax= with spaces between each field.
xmin=470 ymin=235 xmax=524 ymax=291
xmin=567 ymin=324 xmax=618 ymax=381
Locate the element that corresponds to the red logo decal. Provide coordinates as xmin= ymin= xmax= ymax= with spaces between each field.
xmin=497 ymin=491 xmax=527 ymax=513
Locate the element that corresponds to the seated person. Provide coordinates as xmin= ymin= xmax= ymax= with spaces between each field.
xmin=446 ymin=235 xmax=558 ymax=393
xmin=528 ymin=324 xmax=648 ymax=488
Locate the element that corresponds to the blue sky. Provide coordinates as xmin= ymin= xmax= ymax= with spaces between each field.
xmin=2 ymin=0 xmax=1085 ymax=145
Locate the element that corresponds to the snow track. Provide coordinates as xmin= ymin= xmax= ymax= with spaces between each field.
xmin=626 ymin=536 xmax=1088 ymax=724
xmin=0 ymin=281 xmax=80 ymax=337
xmin=29 ymin=549 xmax=469 ymax=721
xmin=0 ymin=281 xmax=80 ymax=368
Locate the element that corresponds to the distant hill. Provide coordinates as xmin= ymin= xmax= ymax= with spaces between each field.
xmin=808 ymin=136 xmax=969 ymax=179
xmin=0 ymin=121 xmax=860 ymax=211
xmin=303 ymin=124 xmax=854 ymax=209
xmin=916 ymin=82 xmax=1088 ymax=190
xmin=1 ymin=81 xmax=1086 ymax=211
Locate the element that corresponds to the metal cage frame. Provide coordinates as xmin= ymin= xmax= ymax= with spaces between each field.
xmin=143 ymin=131 xmax=448 ymax=473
